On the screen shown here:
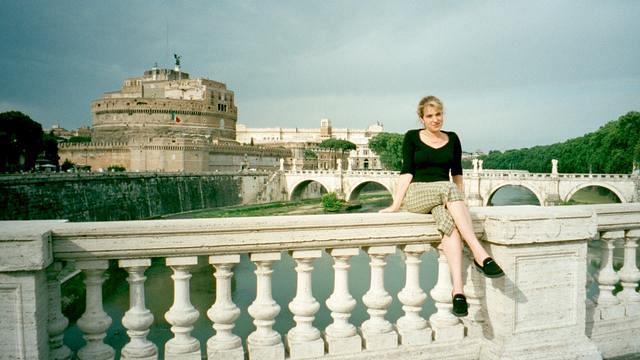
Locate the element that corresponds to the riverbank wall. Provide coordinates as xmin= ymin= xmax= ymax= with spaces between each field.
xmin=0 ymin=172 xmax=287 ymax=222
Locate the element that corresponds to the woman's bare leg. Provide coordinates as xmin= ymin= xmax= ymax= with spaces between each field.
xmin=446 ymin=200 xmax=491 ymax=263
xmin=439 ymin=228 xmax=464 ymax=295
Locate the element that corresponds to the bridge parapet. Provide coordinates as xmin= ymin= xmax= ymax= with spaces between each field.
xmin=1 ymin=205 xmax=639 ymax=359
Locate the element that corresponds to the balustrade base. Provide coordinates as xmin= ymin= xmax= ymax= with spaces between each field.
xmin=396 ymin=325 xmax=433 ymax=345
xmin=432 ymin=323 xmax=464 ymax=342
xmin=324 ymin=334 xmax=362 ymax=355
xmin=164 ymin=349 xmax=200 ymax=360
xmin=121 ymin=353 xmax=157 ymax=360
xmin=361 ymin=329 xmax=398 ymax=351
xmin=625 ymin=302 xmax=640 ymax=316
xmin=247 ymin=342 xmax=285 ymax=360
xmin=286 ymin=337 xmax=324 ymax=359
xmin=587 ymin=316 xmax=640 ymax=359
xmin=480 ymin=334 xmax=600 ymax=360
xmin=207 ymin=347 xmax=244 ymax=360
xmin=595 ymin=304 xmax=626 ymax=320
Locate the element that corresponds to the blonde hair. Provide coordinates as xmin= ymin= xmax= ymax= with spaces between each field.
xmin=417 ymin=95 xmax=444 ymax=118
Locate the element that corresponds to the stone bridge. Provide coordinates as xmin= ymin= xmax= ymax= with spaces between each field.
xmin=283 ymin=169 xmax=639 ymax=205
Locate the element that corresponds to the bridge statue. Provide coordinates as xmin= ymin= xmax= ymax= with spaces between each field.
xmin=348 ymin=158 xmax=353 ymax=172
xmin=336 ymin=159 xmax=342 ymax=172
xmin=279 ymin=158 xmax=285 ymax=172
xmin=552 ymin=159 xmax=559 ymax=176
xmin=472 ymin=159 xmax=479 ymax=174
xmin=478 ymin=160 xmax=483 ymax=172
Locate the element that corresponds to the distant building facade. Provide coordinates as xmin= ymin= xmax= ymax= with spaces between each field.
xmin=59 ymin=65 xmax=288 ymax=172
xmin=236 ymin=119 xmax=385 ymax=170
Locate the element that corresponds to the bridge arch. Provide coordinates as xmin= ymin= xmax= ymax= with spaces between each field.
xmin=564 ymin=182 xmax=625 ymax=203
xmin=289 ymin=179 xmax=331 ymax=201
xmin=484 ymin=183 xmax=544 ymax=206
xmin=346 ymin=180 xmax=393 ymax=202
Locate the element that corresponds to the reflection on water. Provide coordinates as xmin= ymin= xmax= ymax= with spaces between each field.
xmin=489 ymin=185 xmax=540 ymax=206
xmin=64 ymin=249 xmax=439 ymax=357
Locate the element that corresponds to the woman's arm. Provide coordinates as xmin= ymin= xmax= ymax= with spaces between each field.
xmin=379 ymin=173 xmax=413 ymax=212
xmin=452 ymin=174 xmax=464 ymax=194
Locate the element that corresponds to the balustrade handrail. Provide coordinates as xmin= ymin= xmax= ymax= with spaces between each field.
xmin=49 ymin=203 xmax=640 ymax=262
xmin=50 ymin=212 xmax=454 ymax=261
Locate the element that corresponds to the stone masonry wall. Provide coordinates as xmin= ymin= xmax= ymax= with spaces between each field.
xmin=0 ymin=172 xmax=280 ymax=222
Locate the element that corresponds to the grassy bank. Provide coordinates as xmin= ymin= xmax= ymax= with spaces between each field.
xmin=160 ymin=193 xmax=392 ymax=219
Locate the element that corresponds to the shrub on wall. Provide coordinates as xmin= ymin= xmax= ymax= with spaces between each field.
xmin=321 ymin=192 xmax=345 ymax=212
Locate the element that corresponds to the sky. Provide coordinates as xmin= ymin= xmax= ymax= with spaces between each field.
xmin=0 ymin=1 xmax=638 ymax=152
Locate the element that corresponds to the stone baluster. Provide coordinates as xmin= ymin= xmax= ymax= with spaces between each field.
xmin=119 ymin=259 xmax=157 ymax=360
xmin=286 ymin=250 xmax=324 ymax=359
xmin=462 ymin=249 xmax=485 ymax=338
xmin=396 ymin=244 xmax=432 ymax=345
xmin=164 ymin=256 xmax=201 ymax=359
xmin=324 ymin=248 xmax=361 ymax=355
xmin=618 ymin=229 xmax=640 ymax=316
xmin=207 ymin=254 xmax=243 ymax=360
xmin=46 ymin=262 xmax=72 ymax=360
xmin=247 ymin=252 xmax=284 ymax=360
xmin=76 ymin=260 xmax=115 ymax=360
xmin=360 ymin=246 xmax=398 ymax=350
xmin=429 ymin=248 xmax=464 ymax=341
xmin=594 ymin=231 xmax=625 ymax=319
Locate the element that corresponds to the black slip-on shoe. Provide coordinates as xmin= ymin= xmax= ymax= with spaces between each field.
xmin=474 ymin=257 xmax=505 ymax=278
xmin=452 ymin=293 xmax=468 ymax=317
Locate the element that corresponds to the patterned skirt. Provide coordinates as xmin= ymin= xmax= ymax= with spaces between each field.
xmin=403 ymin=181 xmax=465 ymax=236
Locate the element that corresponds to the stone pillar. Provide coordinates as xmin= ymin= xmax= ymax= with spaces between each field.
xmin=247 ymin=252 xmax=284 ymax=360
xmin=76 ymin=260 xmax=115 ymax=360
xmin=360 ymin=245 xmax=398 ymax=350
xmin=207 ymin=254 xmax=243 ymax=360
xmin=164 ymin=256 xmax=201 ymax=360
xmin=47 ymin=262 xmax=72 ymax=360
xmin=594 ymin=231 xmax=625 ymax=319
xmin=429 ymin=248 xmax=464 ymax=341
xmin=0 ymin=221 xmax=62 ymax=360
xmin=119 ymin=259 xmax=157 ymax=360
xmin=618 ymin=229 xmax=640 ymax=316
xmin=462 ymin=249 xmax=486 ymax=338
xmin=396 ymin=244 xmax=432 ymax=345
xmin=478 ymin=206 xmax=600 ymax=359
xmin=286 ymin=250 xmax=324 ymax=359
xmin=324 ymin=248 xmax=361 ymax=355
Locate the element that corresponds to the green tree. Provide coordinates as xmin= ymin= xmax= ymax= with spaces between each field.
xmin=42 ymin=132 xmax=60 ymax=168
xmin=68 ymin=135 xmax=91 ymax=143
xmin=61 ymin=159 xmax=75 ymax=172
xmin=303 ymin=149 xmax=317 ymax=159
xmin=0 ymin=111 xmax=44 ymax=172
xmin=318 ymin=138 xmax=356 ymax=168
xmin=368 ymin=132 xmax=403 ymax=170
xmin=481 ymin=111 xmax=640 ymax=174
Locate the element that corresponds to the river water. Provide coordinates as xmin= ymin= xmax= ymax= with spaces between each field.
xmin=62 ymin=185 xmax=622 ymax=356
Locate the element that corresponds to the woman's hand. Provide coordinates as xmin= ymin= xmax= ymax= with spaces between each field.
xmin=379 ymin=205 xmax=400 ymax=213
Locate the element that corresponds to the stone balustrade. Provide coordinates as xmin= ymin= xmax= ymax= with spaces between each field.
xmin=1 ymin=204 xmax=639 ymax=359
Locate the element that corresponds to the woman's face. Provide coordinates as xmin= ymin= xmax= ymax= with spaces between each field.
xmin=421 ymin=105 xmax=443 ymax=132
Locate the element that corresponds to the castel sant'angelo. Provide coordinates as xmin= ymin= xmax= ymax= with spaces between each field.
xmin=59 ymin=60 xmax=289 ymax=172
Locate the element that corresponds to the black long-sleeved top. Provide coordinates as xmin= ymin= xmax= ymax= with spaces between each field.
xmin=400 ymin=129 xmax=463 ymax=183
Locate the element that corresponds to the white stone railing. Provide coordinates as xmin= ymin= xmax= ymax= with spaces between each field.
xmin=1 ymin=205 xmax=639 ymax=359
